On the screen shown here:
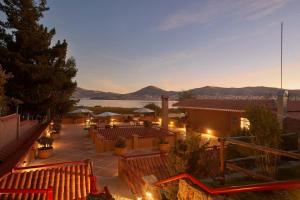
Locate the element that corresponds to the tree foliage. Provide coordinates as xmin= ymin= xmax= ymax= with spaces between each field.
xmin=0 ymin=65 xmax=11 ymax=115
xmin=0 ymin=0 xmax=77 ymax=117
xmin=164 ymin=133 xmax=219 ymax=199
xmin=244 ymin=106 xmax=282 ymax=178
xmin=144 ymin=103 xmax=161 ymax=114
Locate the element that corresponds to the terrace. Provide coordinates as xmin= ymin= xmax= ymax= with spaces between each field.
xmin=28 ymin=123 xmax=134 ymax=199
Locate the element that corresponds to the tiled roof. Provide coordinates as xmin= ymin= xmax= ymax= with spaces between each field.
xmin=97 ymin=126 xmax=173 ymax=140
xmin=174 ymin=99 xmax=300 ymax=112
xmin=119 ymin=153 xmax=170 ymax=196
xmin=0 ymin=160 xmax=92 ymax=200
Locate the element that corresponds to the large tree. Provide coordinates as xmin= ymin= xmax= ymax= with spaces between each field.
xmin=0 ymin=65 xmax=11 ymax=115
xmin=0 ymin=0 xmax=77 ymax=117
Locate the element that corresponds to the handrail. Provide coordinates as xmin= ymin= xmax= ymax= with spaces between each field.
xmin=155 ymin=173 xmax=300 ymax=195
xmin=0 ymin=187 xmax=53 ymax=200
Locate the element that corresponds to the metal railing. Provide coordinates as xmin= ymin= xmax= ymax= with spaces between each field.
xmin=155 ymin=173 xmax=300 ymax=195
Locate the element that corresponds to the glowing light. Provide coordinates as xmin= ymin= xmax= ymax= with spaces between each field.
xmin=145 ymin=191 xmax=152 ymax=199
xmin=137 ymin=197 xmax=142 ymax=200
xmin=46 ymin=130 xmax=51 ymax=137
xmin=206 ymin=129 xmax=212 ymax=134
xmin=169 ymin=121 xmax=174 ymax=127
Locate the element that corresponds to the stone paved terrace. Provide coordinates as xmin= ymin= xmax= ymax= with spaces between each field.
xmin=29 ymin=123 xmax=152 ymax=200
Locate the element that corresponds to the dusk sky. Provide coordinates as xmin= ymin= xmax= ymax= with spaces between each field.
xmin=43 ymin=0 xmax=300 ymax=93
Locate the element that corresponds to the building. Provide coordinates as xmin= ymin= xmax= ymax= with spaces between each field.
xmin=174 ymin=93 xmax=300 ymax=138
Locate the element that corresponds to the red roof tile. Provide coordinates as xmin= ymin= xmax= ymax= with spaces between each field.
xmin=97 ymin=127 xmax=173 ymax=140
xmin=119 ymin=153 xmax=170 ymax=196
xmin=0 ymin=160 xmax=92 ymax=200
xmin=174 ymin=99 xmax=300 ymax=112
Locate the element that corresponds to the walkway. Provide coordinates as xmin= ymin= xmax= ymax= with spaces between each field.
xmin=29 ymin=124 xmax=134 ymax=200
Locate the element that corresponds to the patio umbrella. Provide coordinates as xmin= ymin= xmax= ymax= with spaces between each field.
xmin=68 ymin=108 xmax=93 ymax=114
xmin=96 ymin=112 xmax=120 ymax=117
xmin=133 ymin=108 xmax=155 ymax=113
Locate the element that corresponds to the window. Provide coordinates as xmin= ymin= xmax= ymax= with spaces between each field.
xmin=240 ymin=117 xmax=250 ymax=130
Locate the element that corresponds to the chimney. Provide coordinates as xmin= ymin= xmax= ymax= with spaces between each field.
xmin=277 ymin=90 xmax=288 ymax=128
xmin=161 ymin=96 xmax=169 ymax=130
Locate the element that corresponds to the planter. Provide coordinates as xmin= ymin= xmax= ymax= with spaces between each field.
xmin=38 ymin=148 xmax=53 ymax=159
xmin=159 ymin=143 xmax=170 ymax=153
xmin=114 ymin=147 xmax=127 ymax=156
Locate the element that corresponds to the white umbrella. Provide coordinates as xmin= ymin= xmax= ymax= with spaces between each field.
xmin=69 ymin=108 xmax=93 ymax=114
xmin=96 ymin=112 xmax=120 ymax=117
xmin=134 ymin=108 xmax=155 ymax=113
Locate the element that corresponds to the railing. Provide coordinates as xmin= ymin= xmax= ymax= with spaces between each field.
xmin=0 ymin=187 xmax=53 ymax=200
xmin=155 ymin=173 xmax=300 ymax=195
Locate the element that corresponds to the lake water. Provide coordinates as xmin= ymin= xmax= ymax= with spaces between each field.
xmin=77 ymin=99 xmax=178 ymax=108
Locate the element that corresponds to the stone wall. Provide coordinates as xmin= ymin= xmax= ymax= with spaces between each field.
xmin=94 ymin=132 xmax=176 ymax=153
xmin=0 ymin=114 xmax=38 ymax=150
xmin=177 ymin=179 xmax=224 ymax=200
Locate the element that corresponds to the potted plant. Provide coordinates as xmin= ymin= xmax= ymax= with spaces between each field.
xmin=37 ymin=136 xmax=54 ymax=159
xmin=143 ymin=120 xmax=152 ymax=127
xmin=114 ymin=137 xmax=127 ymax=156
xmin=159 ymin=136 xmax=170 ymax=153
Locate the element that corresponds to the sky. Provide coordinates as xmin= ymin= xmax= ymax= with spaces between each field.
xmin=42 ymin=0 xmax=300 ymax=93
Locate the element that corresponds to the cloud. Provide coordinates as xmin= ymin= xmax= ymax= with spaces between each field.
xmin=239 ymin=0 xmax=290 ymax=20
xmin=158 ymin=0 xmax=224 ymax=31
xmin=158 ymin=0 xmax=290 ymax=31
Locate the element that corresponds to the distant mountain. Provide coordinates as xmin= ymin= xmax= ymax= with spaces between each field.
xmin=124 ymin=86 xmax=177 ymax=100
xmin=73 ymin=86 xmax=300 ymax=100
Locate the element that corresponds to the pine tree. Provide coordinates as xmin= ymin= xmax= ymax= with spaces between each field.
xmin=0 ymin=0 xmax=77 ymax=117
xmin=0 ymin=65 xmax=11 ymax=115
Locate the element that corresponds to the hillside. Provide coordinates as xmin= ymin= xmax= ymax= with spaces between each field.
xmin=73 ymin=86 xmax=300 ymax=100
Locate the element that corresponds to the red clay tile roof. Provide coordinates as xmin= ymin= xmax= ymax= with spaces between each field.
xmin=0 ymin=160 xmax=92 ymax=200
xmin=97 ymin=126 xmax=174 ymax=140
xmin=174 ymin=99 xmax=300 ymax=112
xmin=119 ymin=153 xmax=170 ymax=196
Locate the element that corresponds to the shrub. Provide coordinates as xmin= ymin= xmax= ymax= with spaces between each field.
xmin=143 ymin=120 xmax=152 ymax=127
xmin=114 ymin=137 xmax=126 ymax=148
xmin=159 ymin=136 xmax=169 ymax=144
xmin=37 ymin=136 xmax=54 ymax=150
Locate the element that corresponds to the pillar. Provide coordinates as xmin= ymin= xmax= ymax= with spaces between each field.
xmin=277 ymin=90 xmax=288 ymax=129
xmin=161 ymin=96 xmax=169 ymax=130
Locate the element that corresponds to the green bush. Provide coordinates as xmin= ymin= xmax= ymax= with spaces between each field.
xmin=159 ymin=136 xmax=169 ymax=144
xmin=143 ymin=120 xmax=152 ymax=127
xmin=114 ymin=137 xmax=126 ymax=148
